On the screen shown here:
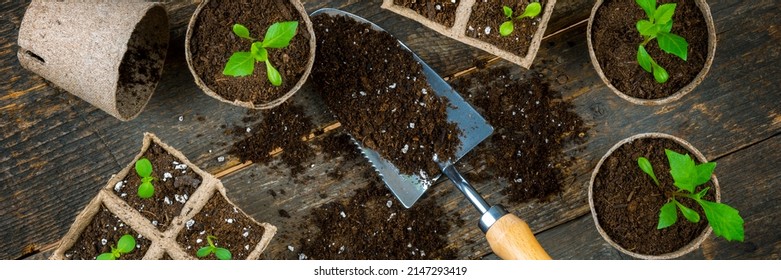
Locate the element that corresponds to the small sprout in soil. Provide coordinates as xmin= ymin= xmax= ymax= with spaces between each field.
xmin=499 ymin=1 xmax=542 ymax=37
xmin=634 ymin=0 xmax=689 ymax=83
xmin=223 ymin=22 xmax=299 ymax=87
xmin=96 ymin=234 xmax=135 ymax=260
xmin=135 ymin=158 xmax=155 ymax=199
xmin=197 ymin=235 xmax=232 ymax=260
xmin=637 ymin=149 xmax=744 ymax=242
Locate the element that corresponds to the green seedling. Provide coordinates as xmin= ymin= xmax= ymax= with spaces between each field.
xmin=96 ymin=234 xmax=136 ymax=260
xmin=637 ymin=149 xmax=744 ymax=242
xmin=223 ymin=21 xmax=299 ymax=87
xmin=499 ymin=2 xmax=542 ymax=37
xmin=196 ymin=235 xmax=232 ymax=260
xmin=135 ymin=158 xmax=155 ymax=198
xmin=635 ymin=0 xmax=689 ymax=83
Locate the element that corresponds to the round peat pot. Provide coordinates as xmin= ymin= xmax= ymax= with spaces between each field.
xmin=588 ymin=133 xmax=719 ymax=259
xmin=17 ymin=1 xmax=169 ymax=121
xmin=185 ymin=0 xmax=316 ymax=109
xmin=587 ymin=0 xmax=716 ymax=105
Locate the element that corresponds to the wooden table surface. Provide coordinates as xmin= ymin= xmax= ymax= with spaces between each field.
xmin=2 ymin=0 xmax=780 ymax=260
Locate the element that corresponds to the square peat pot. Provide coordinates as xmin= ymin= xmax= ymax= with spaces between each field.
xmin=382 ymin=0 xmax=556 ymax=69
xmin=50 ymin=133 xmax=276 ymax=260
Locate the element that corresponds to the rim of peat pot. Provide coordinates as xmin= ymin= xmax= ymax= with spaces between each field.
xmin=586 ymin=0 xmax=717 ymax=106
xmin=588 ymin=132 xmax=720 ymax=259
xmin=184 ymin=0 xmax=316 ymax=109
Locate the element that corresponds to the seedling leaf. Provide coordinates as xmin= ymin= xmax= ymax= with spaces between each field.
xmin=262 ymin=21 xmax=298 ymax=49
xmin=135 ymin=158 xmax=152 ymax=178
xmin=518 ymin=2 xmax=542 ymax=19
xmin=223 ymin=52 xmax=255 ymax=77
xmin=96 ymin=253 xmax=115 ymax=260
xmin=675 ymin=201 xmax=701 ymax=223
xmin=658 ymin=200 xmax=678 ymax=229
xmin=636 ymin=20 xmax=657 ymax=37
xmin=660 ymin=20 xmax=673 ymax=33
xmin=116 ymin=234 xmax=136 ymax=254
xmin=657 ymin=32 xmax=688 ymax=61
xmin=637 ymin=156 xmax=659 ymax=186
xmin=215 ymin=248 xmax=232 ymax=260
xmin=138 ymin=182 xmax=154 ymax=198
xmin=637 ymin=45 xmax=653 ymax=72
xmin=196 ymin=246 xmax=213 ymax=258
xmin=266 ymin=61 xmax=282 ymax=86
xmin=636 ymin=0 xmax=656 ymax=20
xmin=232 ymin=24 xmax=253 ymax=40
xmin=651 ymin=61 xmax=669 ymax=83
xmin=503 ymin=6 xmax=513 ymax=18
xmin=654 ymin=3 xmax=676 ymax=25
xmin=500 ymin=21 xmax=514 ymax=37
xmin=251 ymin=42 xmax=268 ymax=62
xmin=696 ymin=199 xmax=745 ymax=242
xmin=694 ymin=187 xmax=710 ymax=200
xmin=666 ymin=149 xmax=697 ymax=192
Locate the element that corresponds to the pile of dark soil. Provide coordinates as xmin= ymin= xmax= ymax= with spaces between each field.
xmin=465 ymin=0 xmax=547 ymax=57
xmin=310 ymin=13 xmax=462 ymax=178
xmin=298 ymin=177 xmax=460 ymax=260
xmin=314 ymin=131 xmax=361 ymax=180
xmin=592 ymin=137 xmax=713 ymax=256
xmin=189 ymin=0 xmax=311 ymax=104
xmin=393 ymin=0 xmax=460 ymax=27
xmin=591 ymin=0 xmax=708 ymax=99
xmin=452 ymin=66 xmax=588 ymax=203
xmin=229 ymin=102 xmax=317 ymax=177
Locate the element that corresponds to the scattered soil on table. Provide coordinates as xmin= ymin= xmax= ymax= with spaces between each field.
xmin=297 ymin=177 xmax=460 ymax=260
xmin=176 ymin=193 xmax=266 ymax=260
xmin=452 ymin=66 xmax=588 ymax=203
xmin=591 ymin=0 xmax=709 ymax=99
xmin=465 ymin=0 xmax=547 ymax=58
xmin=189 ymin=0 xmax=311 ymax=105
xmin=314 ymin=131 xmax=361 ymax=180
xmin=592 ymin=137 xmax=714 ymax=256
xmin=229 ymin=102 xmax=317 ymax=177
xmin=393 ymin=0 xmax=461 ymax=27
xmin=64 ymin=205 xmax=151 ymax=260
xmin=310 ymin=13 xmax=462 ymax=177
xmin=115 ymin=143 xmax=202 ymax=231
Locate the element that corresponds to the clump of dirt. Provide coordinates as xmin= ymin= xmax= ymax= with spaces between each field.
xmin=229 ymin=102 xmax=317 ymax=177
xmin=314 ymin=131 xmax=361 ymax=180
xmin=310 ymin=13 xmax=462 ymax=178
xmin=452 ymin=66 xmax=589 ymax=203
xmin=297 ymin=177 xmax=459 ymax=260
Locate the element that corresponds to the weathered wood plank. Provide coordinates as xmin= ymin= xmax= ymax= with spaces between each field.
xmin=537 ymin=133 xmax=781 ymax=259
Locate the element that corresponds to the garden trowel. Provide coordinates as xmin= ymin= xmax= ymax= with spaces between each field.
xmin=311 ymin=8 xmax=551 ymax=260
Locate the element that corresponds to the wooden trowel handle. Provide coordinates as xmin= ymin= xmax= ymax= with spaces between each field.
xmin=485 ymin=213 xmax=552 ymax=260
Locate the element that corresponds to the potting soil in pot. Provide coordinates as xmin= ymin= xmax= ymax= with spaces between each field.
xmin=310 ymin=13 xmax=462 ymax=177
xmin=114 ymin=143 xmax=202 ymax=231
xmin=176 ymin=193 xmax=266 ymax=260
xmin=452 ymin=66 xmax=588 ymax=203
xmin=64 ymin=205 xmax=152 ymax=260
xmin=393 ymin=0 xmax=461 ymax=27
xmin=592 ymin=137 xmax=714 ymax=256
xmin=465 ymin=0 xmax=547 ymax=58
xmin=592 ymin=0 xmax=709 ymax=99
xmin=189 ymin=0 xmax=311 ymax=104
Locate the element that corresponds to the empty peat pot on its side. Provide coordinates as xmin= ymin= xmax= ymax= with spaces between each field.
xmin=16 ymin=1 xmax=169 ymax=121
xmin=588 ymin=133 xmax=719 ymax=259
xmin=185 ymin=0 xmax=316 ymax=109
xmin=587 ymin=0 xmax=716 ymax=105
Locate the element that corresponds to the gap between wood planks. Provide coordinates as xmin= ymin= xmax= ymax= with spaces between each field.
xmin=211 ymin=18 xmax=592 ymax=180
